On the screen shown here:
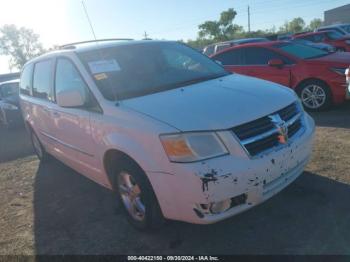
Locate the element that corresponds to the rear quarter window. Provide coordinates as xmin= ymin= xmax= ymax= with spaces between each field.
xmin=214 ymin=49 xmax=245 ymax=65
xmin=20 ymin=64 xmax=33 ymax=96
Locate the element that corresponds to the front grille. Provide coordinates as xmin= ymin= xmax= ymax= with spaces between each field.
xmin=288 ymin=119 xmax=302 ymax=138
xmin=232 ymin=102 xmax=303 ymax=156
xmin=276 ymin=102 xmax=299 ymax=121
xmin=232 ymin=117 xmax=274 ymax=140
xmin=244 ymin=133 xmax=280 ymax=156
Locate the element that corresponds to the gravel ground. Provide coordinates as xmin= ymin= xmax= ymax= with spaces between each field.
xmin=0 ymin=103 xmax=349 ymax=255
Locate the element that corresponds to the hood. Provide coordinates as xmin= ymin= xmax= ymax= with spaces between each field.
xmin=309 ymin=52 xmax=350 ymax=66
xmin=122 ymin=74 xmax=296 ymax=131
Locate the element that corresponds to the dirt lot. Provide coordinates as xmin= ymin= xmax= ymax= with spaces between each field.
xmin=0 ymin=103 xmax=350 ymax=255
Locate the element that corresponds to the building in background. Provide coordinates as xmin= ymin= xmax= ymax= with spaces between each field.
xmin=0 ymin=73 xmax=20 ymax=83
xmin=324 ymin=4 xmax=350 ymax=25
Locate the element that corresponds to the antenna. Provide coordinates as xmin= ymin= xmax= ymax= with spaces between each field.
xmin=81 ymin=0 xmax=97 ymax=40
xmin=80 ymin=0 xmax=120 ymax=103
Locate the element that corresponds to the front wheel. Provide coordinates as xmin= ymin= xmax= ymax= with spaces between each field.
xmin=114 ymin=159 xmax=164 ymax=230
xmin=298 ymin=81 xmax=332 ymax=111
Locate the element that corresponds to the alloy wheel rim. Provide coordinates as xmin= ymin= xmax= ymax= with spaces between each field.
xmin=32 ymin=133 xmax=43 ymax=159
xmin=117 ymin=171 xmax=146 ymax=222
xmin=301 ymin=84 xmax=326 ymax=109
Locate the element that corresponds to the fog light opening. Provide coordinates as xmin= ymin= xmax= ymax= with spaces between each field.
xmin=209 ymin=193 xmax=248 ymax=214
xmin=209 ymin=199 xmax=231 ymax=214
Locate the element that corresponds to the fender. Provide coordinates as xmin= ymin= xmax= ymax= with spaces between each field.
xmin=101 ymin=131 xmax=170 ymax=174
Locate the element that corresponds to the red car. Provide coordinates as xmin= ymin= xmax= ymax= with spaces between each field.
xmin=211 ymin=41 xmax=350 ymax=110
xmin=293 ymin=31 xmax=350 ymax=52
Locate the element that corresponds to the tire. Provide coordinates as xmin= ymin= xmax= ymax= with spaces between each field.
xmin=297 ymin=80 xmax=332 ymax=111
xmin=113 ymin=158 xmax=164 ymax=230
xmin=30 ymin=129 xmax=50 ymax=162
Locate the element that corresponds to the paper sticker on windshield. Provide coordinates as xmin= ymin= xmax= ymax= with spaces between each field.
xmin=94 ymin=73 xmax=108 ymax=81
xmin=88 ymin=59 xmax=120 ymax=74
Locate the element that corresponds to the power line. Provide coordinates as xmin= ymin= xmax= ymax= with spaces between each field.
xmin=248 ymin=5 xmax=251 ymax=33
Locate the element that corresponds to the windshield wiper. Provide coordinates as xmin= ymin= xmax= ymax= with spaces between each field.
xmin=174 ymin=73 xmax=230 ymax=88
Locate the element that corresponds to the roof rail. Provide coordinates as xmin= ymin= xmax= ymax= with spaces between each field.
xmin=59 ymin=38 xmax=134 ymax=49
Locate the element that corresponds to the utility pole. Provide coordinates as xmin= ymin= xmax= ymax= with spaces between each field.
xmin=143 ymin=31 xmax=149 ymax=39
xmin=248 ymin=5 xmax=251 ymax=33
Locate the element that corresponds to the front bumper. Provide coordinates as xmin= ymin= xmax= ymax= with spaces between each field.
xmin=147 ymin=113 xmax=315 ymax=224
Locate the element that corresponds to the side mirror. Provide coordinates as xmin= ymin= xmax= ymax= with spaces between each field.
xmin=56 ymin=89 xmax=85 ymax=108
xmin=268 ymin=58 xmax=284 ymax=68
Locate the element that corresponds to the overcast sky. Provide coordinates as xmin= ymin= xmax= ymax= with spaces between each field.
xmin=0 ymin=0 xmax=348 ymax=73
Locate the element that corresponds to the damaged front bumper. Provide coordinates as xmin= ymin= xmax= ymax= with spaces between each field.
xmin=147 ymin=113 xmax=315 ymax=224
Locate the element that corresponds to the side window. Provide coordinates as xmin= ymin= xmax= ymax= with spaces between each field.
xmin=162 ymin=49 xmax=207 ymax=73
xmin=244 ymin=47 xmax=292 ymax=65
xmin=203 ymin=45 xmax=214 ymax=56
xmin=33 ymin=60 xmax=54 ymax=101
xmin=215 ymin=44 xmax=231 ymax=53
xmin=312 ymin=34 xmax=325 ymax=42
xmin=214 ymin=49 xmax=245 ymax=65
xmin=20 ymin=64 xmax=33 ymax=96
xmin=299 ymin=35 xmax=313 ymax=42
xmin=55 ymin=58 xmax=89 ymax=105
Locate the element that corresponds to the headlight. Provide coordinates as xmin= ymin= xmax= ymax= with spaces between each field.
xmin=160 ymin=132 xmax=228 ymax=163
xmin=330 ymin=67 xmax=347 ymax=76
xmin=1 ymin=103 xmax=18 ymax=110
xmin=346 ymin=68 xmax=350 ymax=83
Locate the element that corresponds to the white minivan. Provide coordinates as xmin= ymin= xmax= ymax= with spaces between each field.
xmin=20 ymin=40 xmax=315 ymax=230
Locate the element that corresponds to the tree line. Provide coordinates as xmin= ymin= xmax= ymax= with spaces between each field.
xmin=0 ymin=8 xmax=323 ymax=70
xmin=186 ymin=8 xmax=323 ymax=49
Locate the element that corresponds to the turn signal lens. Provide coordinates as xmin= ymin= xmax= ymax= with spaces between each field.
xmin=161 ymin=138 xmax=193 ymax=158
xmin=160 ymin=132 xmax=228 ymax=163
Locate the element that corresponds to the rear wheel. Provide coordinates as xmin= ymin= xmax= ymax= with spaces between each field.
xmin=113 ymin=159 xmax=164 ymax=230
xmin=298 ymin=80 xmax=332 ymax=111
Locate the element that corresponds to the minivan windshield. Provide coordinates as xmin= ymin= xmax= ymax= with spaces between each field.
xmin=78 ymin=42 xmax=229 ymax=100
xmin=275 ymin=42 xmax=329 ymax=59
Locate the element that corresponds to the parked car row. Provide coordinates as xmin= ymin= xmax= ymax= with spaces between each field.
xmin=294 ymin=30 xmax=350 ymax=52
xmin=316 ymin=23 xmax=350 ymax=36
xmin=0 ymin=79 xmax=22 ymax=128
xmin=211 ymin=41 xmax=350 ymax=111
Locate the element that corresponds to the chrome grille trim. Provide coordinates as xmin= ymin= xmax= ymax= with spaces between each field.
xmin=240 ymin=112 xmax=301 ymax=146
xmin=231 ymin=102 xmax=305 ymax=157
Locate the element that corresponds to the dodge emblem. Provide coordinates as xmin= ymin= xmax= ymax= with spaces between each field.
xmin=269 ymin=114 xmax=289 ymax=144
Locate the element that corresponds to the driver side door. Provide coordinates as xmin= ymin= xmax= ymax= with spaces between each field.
xmin=240 ymin=47 xmax=294 ymax=87
xmin=49 ymin=57 xmax=101 ymax=181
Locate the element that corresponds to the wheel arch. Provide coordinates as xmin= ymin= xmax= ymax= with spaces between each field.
xmin=294 ymin=77 xmax=332 ymax=97
xmin=103 ymin=148 xmax=148 ymax=189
